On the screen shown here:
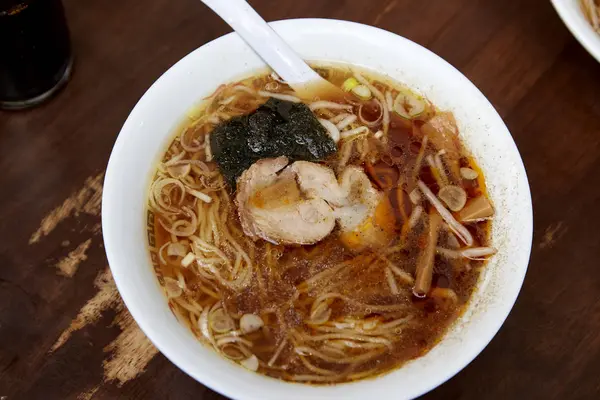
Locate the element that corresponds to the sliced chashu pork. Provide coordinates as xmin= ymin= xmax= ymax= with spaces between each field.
xmin=291 ymin=161 xmax=381 ymax=232
xmin=236 ymin=157 xmax=394 ymax=250
xmin=293 ymin=162 xmax=395 ymax=251
xmin=236 ymin=157 xmax=335 ymax=245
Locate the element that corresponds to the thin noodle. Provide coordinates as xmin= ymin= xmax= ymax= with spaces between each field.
xmin=295 ymin=346 xmax=383 ymax=364
xmin=268 ymin=338 xmax=288 ymax=367
xmin=290 ymin=374 xmax=343 ymax=382
xmin=298 ymin=355 xmax=336 ymax=376
xmin=301 ymin=333 xmax=393 ymax=350
xmin=258 ymin=90 xmax=301 ymax=103
xmin=199 ymin=284 xmax=221 ymax=299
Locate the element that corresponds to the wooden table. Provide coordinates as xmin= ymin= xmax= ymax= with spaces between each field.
xmin=2 ymin=0 xmax=599 ymax=398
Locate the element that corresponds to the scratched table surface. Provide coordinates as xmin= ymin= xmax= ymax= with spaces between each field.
xmin=1 ymin=0 xmax=600 ymax=399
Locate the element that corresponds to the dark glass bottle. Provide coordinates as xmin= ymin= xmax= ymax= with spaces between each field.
xmin=0 ymin=0 xmax=73 ymax=109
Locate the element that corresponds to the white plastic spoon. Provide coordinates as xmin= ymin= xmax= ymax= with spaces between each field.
xmin=200 ymin=0 xmax=345 ymax=100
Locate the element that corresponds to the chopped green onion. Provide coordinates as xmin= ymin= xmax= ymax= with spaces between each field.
xmin=351 ymin=85 xmax=372 ymax=100
xmin=393 ymin=89 xmax=426 ymax=119
xmin=342 ymin=77 xmax=360 ymax=92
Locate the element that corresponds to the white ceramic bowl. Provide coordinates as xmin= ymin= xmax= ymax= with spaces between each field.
xmin=102 ymin=19 xmax=532 ymax=400
xmin=552 ymin=0 xmax=600 ymax=63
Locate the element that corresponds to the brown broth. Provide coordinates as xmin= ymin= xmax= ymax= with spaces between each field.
xmin=147 ymin=64 xmax=493 ymax=384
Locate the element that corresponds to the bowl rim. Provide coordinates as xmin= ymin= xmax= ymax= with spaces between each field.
xmin=102 ymin=18 xmax=533 ymax=400
xmin=551 ymin=0 xmax=600 ymax=63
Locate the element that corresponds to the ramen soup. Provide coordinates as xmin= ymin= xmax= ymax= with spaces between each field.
xmin=147 ymin=65 xmax=496 ymax=384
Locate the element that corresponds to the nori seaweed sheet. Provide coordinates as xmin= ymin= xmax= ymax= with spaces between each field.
xmin=210 ymin=98 xmax=337 ymax=189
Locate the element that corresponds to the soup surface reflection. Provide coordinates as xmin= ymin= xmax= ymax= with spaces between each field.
xmin=147 ymin=65 xmax=495 ymax=383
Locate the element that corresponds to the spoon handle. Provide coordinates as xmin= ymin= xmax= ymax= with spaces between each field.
xmin=200 ymin=0 xmax=319 ymax=85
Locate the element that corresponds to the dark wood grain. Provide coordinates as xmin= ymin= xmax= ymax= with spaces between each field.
xmin=2 ymin=0 xmax=600 ymax=399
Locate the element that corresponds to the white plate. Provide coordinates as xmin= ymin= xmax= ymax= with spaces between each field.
xmin=552 ymin=0 xmax=600 ymax=62
xmin=102 ymin=19 xmax=533 ymax=400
